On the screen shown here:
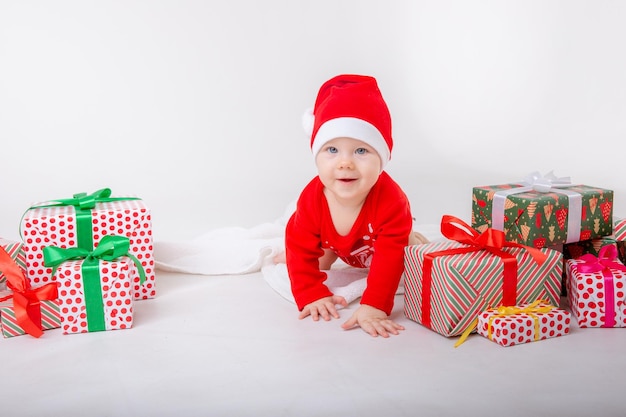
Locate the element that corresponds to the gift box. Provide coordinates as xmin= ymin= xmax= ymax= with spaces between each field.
xmin=0 ymin=290 xmax=60 ymax=338
xmin=403 ymin=215 xmax=563 ymax=337
xmin=565 ymin=245 xmax=626 ymax=328
xmin=613 ymin=218 xmax=626 ymax=265
xmin=477 ymin=301 xmax=570 ymax=347
xmin=20 ymin=188 xmax=155 ymax=300
xmin=0 ymin=247 xmax=59 ymax=338
xmin=472 ymin=172 xmax=613 ymax=248
xmin=561 ymin=237 xmax=618 ymax=295
xmin=44 ymin=235 xmax=143 ymax=334
xmin=0 ymin=238 xmax=26 ymax=290
xmin=563 ymin=237 xmax=617 ymax=260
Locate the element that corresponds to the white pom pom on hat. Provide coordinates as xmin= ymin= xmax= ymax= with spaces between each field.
xmin=302 ymin=107 xmax=315 ymax=136
xmin=304 ymin=74 xmax=393 ymax=169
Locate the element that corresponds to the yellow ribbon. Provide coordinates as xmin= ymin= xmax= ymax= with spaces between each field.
xmin=454 ymin=300 xmax=556 ymax=347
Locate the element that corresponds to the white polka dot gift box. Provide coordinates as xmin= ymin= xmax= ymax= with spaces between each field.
xmin=43 ymin=235 xmax=146 ymax=335
xmin=565 ymin=245 xmax=626 ymax=328
xmin=403 ymin=215 xmax=563 ymax=338
xmin=20 ymin=188 xmax=155 ymax=300
xmin=476 ymin=301 xmax=571 ymax=347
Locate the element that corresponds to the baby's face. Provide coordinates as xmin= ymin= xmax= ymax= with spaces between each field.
xmin=315 ymin=137 xmax=381 ymax=205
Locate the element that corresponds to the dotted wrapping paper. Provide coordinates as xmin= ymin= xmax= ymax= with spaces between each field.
xmin=21 ymin=199 xmax=155 ymax=300
xmin=477 ymin=304 xmax=571 ymax=347
xmin=566 ymin=257 xmax=626 ymax=328
xmin=55 ymin=258 xmax=136 ymax=334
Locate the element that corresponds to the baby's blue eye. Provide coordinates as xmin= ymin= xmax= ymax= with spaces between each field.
xmin=327 ymin=146 xmax=338 ymax=153
xmin=355 ymin=148 xmax=368 ymax=155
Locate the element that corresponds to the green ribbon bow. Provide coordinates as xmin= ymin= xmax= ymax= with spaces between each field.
xmin=43 ymin=235 xmax=146 ymax=332
xmin=24 ymin=188 xmax=141 ymax=251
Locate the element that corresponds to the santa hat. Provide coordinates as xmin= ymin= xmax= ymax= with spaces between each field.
xmin=303 ymin=74 xmax=393 ymax=168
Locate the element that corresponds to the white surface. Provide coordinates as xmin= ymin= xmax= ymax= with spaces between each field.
xmin=3 ymin=270 xmax=626 ymax=417
xmin=1 ymin=1 xmax=626 ymax=242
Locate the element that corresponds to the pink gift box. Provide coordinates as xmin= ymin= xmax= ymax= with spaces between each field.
xmin=0 ymin=290 xmax=61 ymax=338
xmin=477 ymin=302 xmax=570 ymax=347
xmin=565 ymin=247 xmax=626 ymax=328
xmin=21 ymin=192 xmax=155 ymax=300
xmin=56 ymin=257 xmax=136 ymax=334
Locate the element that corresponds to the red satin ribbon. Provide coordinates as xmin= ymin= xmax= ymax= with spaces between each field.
xmin=576 ymin=245 xmax=626 ymax=328
xmin=421 ymin=215 xmax=548 ymax=329
xmin=0 ymin=247 xmax=58 ymax=338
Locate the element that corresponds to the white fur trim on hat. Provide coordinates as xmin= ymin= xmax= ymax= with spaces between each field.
xmin=311 ymin=117 xmax=391 ymax=168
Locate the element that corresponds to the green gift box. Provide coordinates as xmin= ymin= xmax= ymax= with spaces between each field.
xmin=472 ymin=173 xmax=613 ymax=248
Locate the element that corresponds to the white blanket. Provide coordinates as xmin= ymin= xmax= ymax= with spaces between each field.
xmin=154 ymin=202 xmax=442 ymax=306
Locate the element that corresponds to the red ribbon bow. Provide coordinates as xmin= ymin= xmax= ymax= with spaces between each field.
xmin=421 ymin=215 xmax=547 ymax=329
xmin=576 ymin=245 xmax=626 ymax=328
xmin=0 ymin=247 xmax=58 ymax=338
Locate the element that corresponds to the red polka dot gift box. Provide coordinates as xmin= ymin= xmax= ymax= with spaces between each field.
xmin=477 ymin=301 xmax=571 ymax=347
xmin=43 ymin=235 xmax=146 ymax=335
xmin=20 ymin=188 xmax=155 ymax=300
xmin=565 ymin=245 xmax=626 ymax=328
xmin=403 ymin=215 xmax=563 ymax=338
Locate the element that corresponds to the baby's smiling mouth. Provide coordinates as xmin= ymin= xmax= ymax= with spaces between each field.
xmin=338 ymin=178 xmax=357 ymax=183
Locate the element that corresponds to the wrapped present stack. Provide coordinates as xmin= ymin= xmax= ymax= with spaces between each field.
xmin=0 ymin=188 xmax=156 ymax=339
xmin=404 ymin=171 xmax=622 ymax=347
xmin=403 ymin=215 xmax=563 ymax=339
xmin=20 ymin=188 xmax=155 ymax=300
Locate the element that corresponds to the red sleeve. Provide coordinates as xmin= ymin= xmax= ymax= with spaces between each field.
xmin=359 ymin=173 xmax=413 ymax=315
xmin=285 ymin=178 xmax=333 ymax=311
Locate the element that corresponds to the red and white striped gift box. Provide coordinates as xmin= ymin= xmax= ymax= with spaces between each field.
xmin=0 ymin=238 xmax=26 ymax=289
xmin=0 ymin=290 xmax=61 ymax=338
xmin=403 ymin=240 xmax=563 ymax=337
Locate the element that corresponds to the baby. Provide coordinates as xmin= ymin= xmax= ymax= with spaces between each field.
xmin=285 ymin=74 xmax=427 ymax=337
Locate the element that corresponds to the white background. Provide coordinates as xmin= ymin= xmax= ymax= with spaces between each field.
xmin=1 ymin=1 xmax=625 ymax=243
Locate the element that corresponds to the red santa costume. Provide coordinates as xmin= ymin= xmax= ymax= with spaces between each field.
xmin=286 ymin=74 xmax=413 ymax=316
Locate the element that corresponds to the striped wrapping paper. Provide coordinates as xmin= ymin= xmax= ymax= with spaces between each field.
xmin=611 ymin=218 xmax=626 ymax=265
xmin=403 ymin=240 xmax=563 ymax=337
xmin=0 ymin=290 xmax=61 ymax=338
xmin=0 ymin=239 xmax=27 ymax=288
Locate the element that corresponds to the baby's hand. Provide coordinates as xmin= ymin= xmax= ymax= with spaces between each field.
xmin=341 ymin=304 xmax=405 ymax=338
xmin=299 ymin=295 xmax=348 ymax=321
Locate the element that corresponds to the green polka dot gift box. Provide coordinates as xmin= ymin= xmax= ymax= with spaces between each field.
xmin=20 ymin=188 xmax=155 ymax=300
xmin=471 ymin=173 xmax=613 ymax=248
